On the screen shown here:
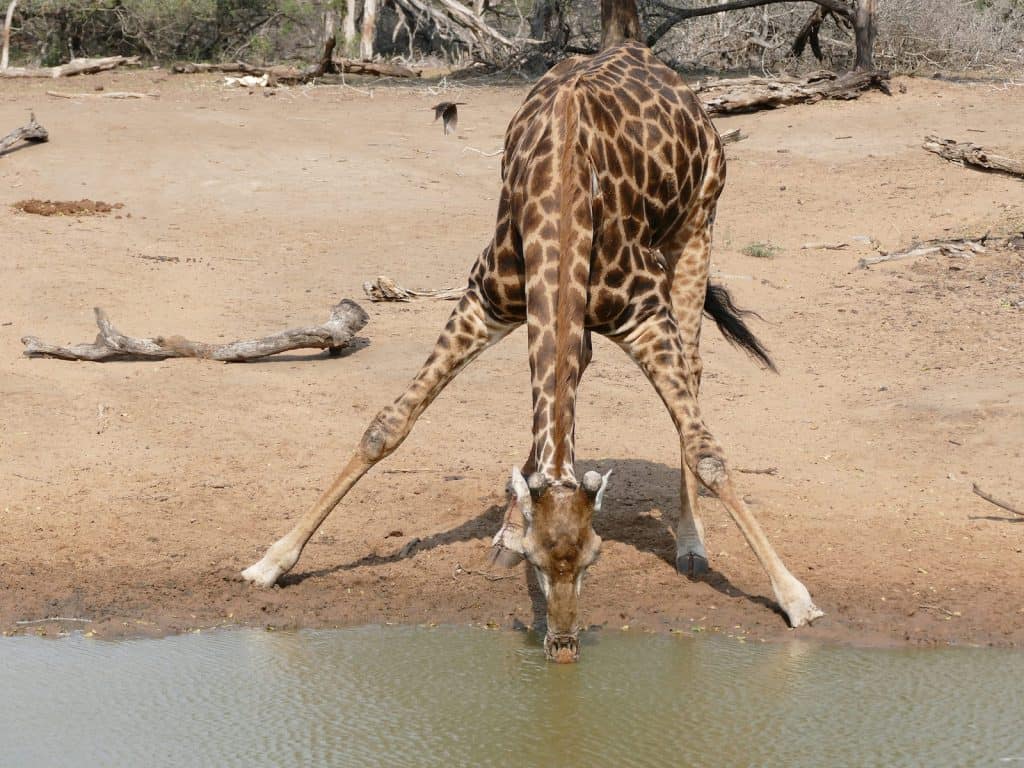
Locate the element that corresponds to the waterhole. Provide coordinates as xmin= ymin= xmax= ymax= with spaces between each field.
xmin=2 ymin=627 xmax=1021 ymax=766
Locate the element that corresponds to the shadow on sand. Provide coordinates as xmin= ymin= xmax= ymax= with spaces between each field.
xmin=279 ymin=457 xmax=782 ymax=626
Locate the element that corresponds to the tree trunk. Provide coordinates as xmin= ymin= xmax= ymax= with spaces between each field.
xmin=343 ymin=0 xmax=357 ymax=53
xmin=1 ymin=0 xmax=17 ymax=71
xmin=360 ymin=0 xmax=378 ymax=59
xmin=853 ymin=0 xmax=876 ymax=71
xmin=530 ymin=0 xmax=566 ymax=48
xmin=601 ymin=0 xmax=641 ymax=50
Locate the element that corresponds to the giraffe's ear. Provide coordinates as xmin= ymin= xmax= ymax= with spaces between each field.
xmin=510 ymin=467 xmax=532 ymax=523
xmin=582 ymin=470 xmax=612 ymax=513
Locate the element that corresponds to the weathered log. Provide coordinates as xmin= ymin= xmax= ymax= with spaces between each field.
xmin=0 ymin=55 xmax=138 ymax=78
xmin=697 ymin=69 xmax=890 ymax=115
xmin=857 ymin=232 xmax=1024 ymax=268
xmin=0 ymin=112 xmax=47 ymax=156
xmin=22 ymin=299 xmax=369 ymax=362
xmin=923 ymin=136 xmax=1024 ymax=179
xmin=170 ymin=58 xmax=420 ymax=80
xmin=363 ymin=276 xmax=464 ymax=302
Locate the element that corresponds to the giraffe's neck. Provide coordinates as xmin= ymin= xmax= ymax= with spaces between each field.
xmin=527 ymin=317 xmax=581 ymax=484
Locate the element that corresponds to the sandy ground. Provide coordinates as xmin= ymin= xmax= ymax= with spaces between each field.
xmin=1 ymin=69 xmax=1022 ymax=646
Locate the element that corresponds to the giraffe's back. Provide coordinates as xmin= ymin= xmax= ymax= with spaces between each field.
xmin=471 ymin=41 xmax=724 ymax=335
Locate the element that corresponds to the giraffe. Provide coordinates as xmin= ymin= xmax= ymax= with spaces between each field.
xmin=242 ymin=13 xmax=822 ymax=663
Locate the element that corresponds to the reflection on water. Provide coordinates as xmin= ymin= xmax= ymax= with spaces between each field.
xmin=1 ymin=627 xmax=1022 ymax=767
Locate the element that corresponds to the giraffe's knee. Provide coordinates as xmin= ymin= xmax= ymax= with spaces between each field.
xmin=359 ymin=411 xmax=398 ymax=461
xmin=695 ymin=456 xmax=727 ymax=491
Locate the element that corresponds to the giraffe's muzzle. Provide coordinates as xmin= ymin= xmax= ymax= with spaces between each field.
xmin=545 ymin=631 xmax=580 ymax=664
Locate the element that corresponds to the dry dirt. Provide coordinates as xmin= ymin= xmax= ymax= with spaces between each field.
xmin=2 ymin=70 xmax=1022 ymax=646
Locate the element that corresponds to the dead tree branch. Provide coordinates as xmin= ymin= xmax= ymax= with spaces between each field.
xmin=0 ymin=112 xmax=47 ymax=156
xmin=972 ymin=483 xmax=1023 ymax=517
xmin=47 ymin=90 xmax=157 ymax=99
xmin=171 ymin=58 xmax=420 ymax=81
xmin=857 ymin=232 xmax=1024 ymax=268
xmin=22 ymin=300 xmax=368 ymax=362
xmin=697 ymin=69 xmax=890 ymax=115
xmin=363 ymin=276 xmax=464 ymax=302
xmin=0 ymin=55 xmax=138 ymax=78
xmin=923 ymin=136 xmax=1024 ymax=179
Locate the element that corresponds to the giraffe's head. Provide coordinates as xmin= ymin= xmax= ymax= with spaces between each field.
xmin=510 ymin=466 xmax=610 ymax=664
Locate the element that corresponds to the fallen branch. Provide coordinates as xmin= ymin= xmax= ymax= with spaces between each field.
xmin=923 ymin=136 xmax=1024 ymax=179
xmin=0 ymin=55 xmax=138 ymax=78
xmin=47 ymin=90 xmax=158 ymax=99
xmin=698 ymin=69 xmax=890 ymax=115
xmin=363 ymin=275 xmax=464 ymax=302
xmin=0 ymin=112 xmax=47 ymax=156
xmin=736 ymin=466 xmax=778 ymax=475
xmin=171 ymin=57 xmax=420 ymax=82
xmin=801 ymin=241 xmax=848 ymax=250
xmin=972 ymin=483 xmax=1023 ymax=517
xmin=718 ymin=127 xmax=747 ymax=144
xmin=22 ymin=299 xmax=368 ymax=362
xmin=857 ymin=232 xmax=1024 ymax=268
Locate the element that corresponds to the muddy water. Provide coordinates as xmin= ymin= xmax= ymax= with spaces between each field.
xmin=2 ymin=627 xmax=1022 ymax=767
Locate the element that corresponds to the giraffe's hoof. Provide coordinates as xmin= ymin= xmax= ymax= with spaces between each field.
xmin=676 ymin=552 xmax=710 ymax=579
xmin=489 ymin=545 xmax=525 ymax=569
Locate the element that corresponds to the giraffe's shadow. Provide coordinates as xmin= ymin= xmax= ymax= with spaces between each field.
xmin=280 ymin=457 xmax=781 ymax=625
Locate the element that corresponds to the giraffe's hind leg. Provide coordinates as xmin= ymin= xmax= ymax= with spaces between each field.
xmin=613 ymin=309 xmax=822 ymax=628
xmin=661 ymin=221 xmax=714 ymax=577
xmin=242 ymin=291 xmax=516 ymax=587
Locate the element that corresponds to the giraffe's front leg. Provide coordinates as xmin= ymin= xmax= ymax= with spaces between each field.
xmin=676 ymin=464 xmax=709 ymax=577
xmin=242 ymin=292 xmax=515 ymax=587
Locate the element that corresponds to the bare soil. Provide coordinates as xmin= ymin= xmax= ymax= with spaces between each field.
xmin=2 ymin=70 xmax=1022 ymax=645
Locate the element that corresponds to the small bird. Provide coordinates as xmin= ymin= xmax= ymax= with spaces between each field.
xmin=431 ymin=101 xmax=466 ymax=136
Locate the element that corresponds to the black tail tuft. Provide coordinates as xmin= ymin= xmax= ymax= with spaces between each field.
xmin=703 ymin=282 xmax=777 ymax=372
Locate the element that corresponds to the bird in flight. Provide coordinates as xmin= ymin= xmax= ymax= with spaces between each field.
xmin=432 ymin=102 xmax=466 ymax=136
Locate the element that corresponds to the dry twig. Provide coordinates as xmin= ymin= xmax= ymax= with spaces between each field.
xmin=46 ymin=90 xmax=158 ymax=99
xmin=972 ymin=483 xmax=1023 ymax=517
xmin=15 ymin=617 xmax=92 ymax=625
xmin=363 ymin=275 xmax=464 ymax=302
xmin=22 ymin=299 xmax=368 ymax=362
xmin=454 ymin=562 xmax=516 ymax=581
xmin=858 ymin=232 xmax=1024 ymax=268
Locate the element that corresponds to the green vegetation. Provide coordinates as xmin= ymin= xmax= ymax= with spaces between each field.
xmin=741 ymin=242 xmax=780 ymax=259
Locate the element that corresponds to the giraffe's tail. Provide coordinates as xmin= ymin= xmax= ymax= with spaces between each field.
xmin=703 ymin=282 xmax=777 ymax=372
